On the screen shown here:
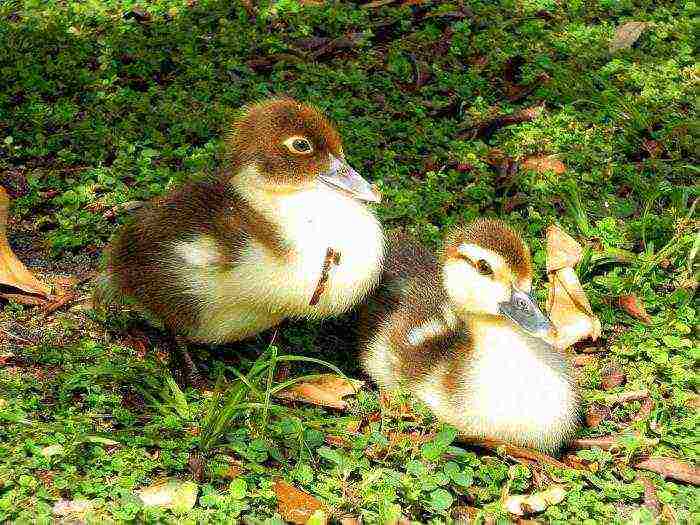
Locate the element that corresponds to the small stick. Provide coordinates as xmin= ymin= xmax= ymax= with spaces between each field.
xmin=457 ymin=436 xmax=571 ymax=470
xmin=604 ymin=389 xmax=649 ymax=404
xmin=309 ymin=247 xmax=341 ymax=306
xmin=0 ymin=327 xmax=36 ymax=346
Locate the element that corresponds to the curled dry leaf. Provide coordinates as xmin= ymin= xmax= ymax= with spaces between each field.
xmin=617 ymin=294 xmax=652 ymax=324
xmin=275 ymin=373 xmax=363 ymax=409
xmin=273 ymin=479 xmax=325 ymax=525
xmin=504 ymin=485 xmax=567 ymax=516
xmin=137 ymin=479 xmax=198 ymax=513
xmin=522 ymin=155 xmax=566 ymax=175
xmin=635 ymin=457 xmax=700 ymax=486
xmin=0 ymin=187 xmax=50 ymax=302
xmin=545 ymin=225 xmax=601 ymax=349
xmin=609 ymin=21 xmax=648 ymax=53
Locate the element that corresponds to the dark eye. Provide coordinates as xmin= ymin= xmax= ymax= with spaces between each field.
xmin=284 ymin=137 xmax=313 ymax=155
xmin=476 ymin=259 xmax=493 ymax=276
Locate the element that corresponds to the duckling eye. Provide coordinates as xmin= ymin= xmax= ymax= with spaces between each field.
xmin=283 ymin=136 xmax=313 ymax=155
xmin=476 ymin=259 xmax=493 ymax=276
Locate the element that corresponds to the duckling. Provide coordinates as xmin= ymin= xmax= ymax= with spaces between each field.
xmin=359 ymin=220 xmax=580 ymax=453
xmin=98 ymin=98 xmax=384 ymax=376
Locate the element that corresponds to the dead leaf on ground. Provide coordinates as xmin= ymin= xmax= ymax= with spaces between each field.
xmin=635 ymin=457 xmax=700 ymax=486
xmin=52 ymin=499 xmax=94 ymax=517
xmin=545 ymin=225 xmax=601 ymax=349
xmin=632 ymin=397 xmax=654 ymax=422
xmin=0 ymin=187 xmax=51 ymax=303
xmin=585 ymin=403 xmax=610 ymax=428
xmin=504 ymin=485 xmax=567 ymax=516
xmin=275 ymin=373 xmax=363 ymax=409
xmin=547 ymin=225 xmax=601 ymax=348
xmin=610 ymin=21 xmax=648 ymax=53
xmin=617 ymin=294 xmax=652 ymax=324
xmin=137 ymin=479 xmax=198 ymax=513
xmin=273 ymin=479 xmax=325 ymax=525
xmin=601 ymin=367 xmax=626 ymax=390
xmin=522 ymin=155 xmax=567 ymax=175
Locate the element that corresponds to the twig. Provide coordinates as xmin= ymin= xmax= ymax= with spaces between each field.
xmin=604 ymin=389 xmax=649 ymax=404
xmin=0 ymin=327 xmax=36 ymax=346
xmin=309 ymin=248 xmax=341 ymax=306
xmin=457 ymin=436 xmax=571 ymax=470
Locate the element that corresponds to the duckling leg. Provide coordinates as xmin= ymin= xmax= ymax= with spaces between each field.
xmin=173 ymin=335 xmax=207 ymax=388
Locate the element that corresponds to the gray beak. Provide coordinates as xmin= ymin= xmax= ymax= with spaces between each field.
xmin=319 ymin=155 xmax=381 ymax=203
xmin=498 ymin=286 xmax=554 ymax=338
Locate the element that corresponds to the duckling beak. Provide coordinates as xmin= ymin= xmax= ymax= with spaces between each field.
xmin=498 ymin=287 xmax=554 ymax=338
xmin=319 ymin=155 xmax=381 ymax=203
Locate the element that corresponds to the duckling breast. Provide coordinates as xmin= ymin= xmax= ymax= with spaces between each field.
xmin=460 ymin=322 xmax=580 ymax=452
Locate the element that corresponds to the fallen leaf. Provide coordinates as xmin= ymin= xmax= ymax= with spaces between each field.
xmin=635 ymin=457 xmax=700 ymax=486
xmin=504 ymin=485 xmax=567 ymax=516
xmin=605 ymin=389 xmax=649 ymax=404
xmin=275 ymin=373 xmax=362 ymax=409
xmin=545 ymin=225 xmax=601 ymax=349
xmin=0 ymin=187 xmax=51 ymax=301
xmin=617 ymin=294 xmax=652 ymax=324
xmin=41 ymin=444 xmax=65 ymax=458
xmin=462 ymin=105 xmax=543 ymax=141
xmin=137 ymin=479 xmax=198 ymax=513
xmin=569 ymin=433 xmax=658 ymax=451
xmin=522 ymin=155 xmax=566 ymax=175
xmin=273 ymin=479 xmax=325 ymax=525
xmin=609 ymin=21 xmax=648 ymax=53
xmin=546 ymin=225 xmax=582 ymax=272
xmin=52 ymin=499 xmax=94 ymax=517
xmin=585 ymin=403 xmax=610 ymax=428
xmin=601 ymin=367 xmax=626 ymax=390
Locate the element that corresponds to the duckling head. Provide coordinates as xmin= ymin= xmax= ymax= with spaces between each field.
xmin=441 ymin=219 xmax=553 ymax=338
xmin=224 ymin=97 xmax=380 ymax=202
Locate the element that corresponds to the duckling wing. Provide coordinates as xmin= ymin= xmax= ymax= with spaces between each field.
xmin=105 ymin=178 xmax=274 ymax=336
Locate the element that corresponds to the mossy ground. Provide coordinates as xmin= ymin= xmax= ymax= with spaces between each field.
xmin=0 ymin=0 xmax=697 ymax=523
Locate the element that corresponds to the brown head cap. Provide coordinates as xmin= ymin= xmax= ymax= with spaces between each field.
xmin=442 ymin=219 xmax=532 ymax=281
xmin=224 ymin=97 xmax=343 ymax=187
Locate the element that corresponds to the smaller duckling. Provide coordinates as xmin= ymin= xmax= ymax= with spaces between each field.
xmin=360 ymin=220 xmax=580 ymax=453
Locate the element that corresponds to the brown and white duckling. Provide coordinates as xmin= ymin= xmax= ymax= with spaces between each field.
xmin=360 ymin=220 xmax=580 ymax=453
xmin=98 ymin=98 xmax=384 ymax=372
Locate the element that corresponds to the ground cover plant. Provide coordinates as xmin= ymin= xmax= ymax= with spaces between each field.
xmin=0 ymin=0 xmax=698 ymax=523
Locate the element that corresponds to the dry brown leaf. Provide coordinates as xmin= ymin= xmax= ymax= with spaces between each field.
xmin=617 ymin=294 xmax=652 ymax=324
xmin=585 ymin=403 xmax=610 ymax=428
xmin=273 ymin=479 xmax=325 ymax=525
xmin=275 ymin=373 xmax=362 ymax=409
xmin=522 ymin=155 xmax=566 ymax=175
xmin=545 ymin=225 xmax=601 ymax=349
xmin=504 ymin=485 xmax=567 ymax=516
xmin=601 ymin=367 xmax=626 ymax=390
xmin=610 ymin=21 xmax=648 ymax=53
xmin=635 ymin=457 xmax=700 ymax=486
xmin=0 ymin=187 xmax=50 ymax=300
xmin=632 ymin=397 xmax=654 ymax=422
xmin=546 ymin=225 xmax=582 ymax=273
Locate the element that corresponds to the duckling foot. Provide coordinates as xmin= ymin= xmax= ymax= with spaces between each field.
xmin=172 ymin=336 xmax=208 ymax=389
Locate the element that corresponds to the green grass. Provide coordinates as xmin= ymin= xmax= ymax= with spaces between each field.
xmin=0 ymin=0 xmax=698 ymax=523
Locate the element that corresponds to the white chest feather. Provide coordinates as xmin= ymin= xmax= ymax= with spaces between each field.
xmin=174 ymin=184 xmax=384 ymax=342
xmin=238 ymin=185 xmax=384 ymax=315
xmin=460 ymin=323 xmax=578 ymax=450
